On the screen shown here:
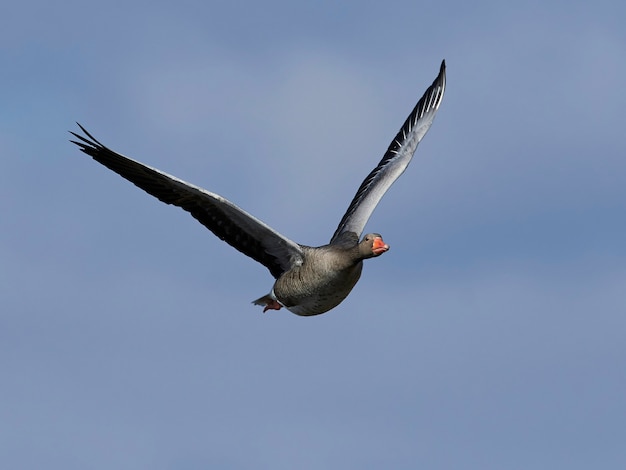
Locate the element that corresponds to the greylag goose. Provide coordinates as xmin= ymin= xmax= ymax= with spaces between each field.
xmin=71 ymin=60 xmax=446 ymax=316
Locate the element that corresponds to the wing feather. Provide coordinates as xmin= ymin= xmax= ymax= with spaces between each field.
xmin=331 ymin=60 xmax=446 ymax=243
xmin=70 ymin=124 xmax=302 ymax=279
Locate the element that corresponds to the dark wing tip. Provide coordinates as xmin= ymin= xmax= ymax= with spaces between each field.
xmin=439 ymin=60 xmax=446 ymax=89
xmin=69 ymin=123 xmax=110 ymax=158
xmin=421 ymin=60 xmax=446 ymax=116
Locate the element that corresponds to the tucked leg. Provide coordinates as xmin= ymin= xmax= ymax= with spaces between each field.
xmin=263 ymin=299 xmax=282 ymax=312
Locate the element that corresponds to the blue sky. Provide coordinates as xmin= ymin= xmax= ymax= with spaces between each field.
xmin=2 ymin=0 xmax=625 ymax=468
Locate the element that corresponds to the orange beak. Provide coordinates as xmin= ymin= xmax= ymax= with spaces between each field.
xmin=372 ymin=236 xmax=389 ymax=255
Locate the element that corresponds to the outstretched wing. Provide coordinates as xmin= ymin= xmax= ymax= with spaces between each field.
xmin=331 ymin=60 xmax=446 ymax=243
xmin=70 ymin=124 xmax=303 ymax=279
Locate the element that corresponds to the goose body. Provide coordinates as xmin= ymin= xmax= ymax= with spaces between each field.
xmin=71 ymin=61 xmax=446 ymax=316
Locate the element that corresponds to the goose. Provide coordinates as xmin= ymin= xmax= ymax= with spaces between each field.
xmin=71 ymin=60 xmax=446 ymax=316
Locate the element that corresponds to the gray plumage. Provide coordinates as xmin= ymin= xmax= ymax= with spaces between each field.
xmin=70 ymin=60 xmax=446 ymax=316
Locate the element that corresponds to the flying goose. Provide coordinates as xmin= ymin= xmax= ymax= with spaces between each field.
xmin=71 ymin=60 xmax=446 ymax=316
